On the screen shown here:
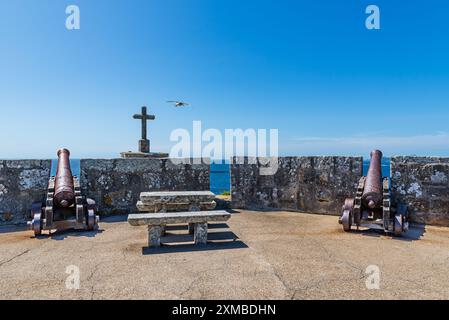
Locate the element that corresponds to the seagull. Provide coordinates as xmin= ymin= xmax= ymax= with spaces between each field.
xmin=167 ymin=100 xmax=190 ymax=107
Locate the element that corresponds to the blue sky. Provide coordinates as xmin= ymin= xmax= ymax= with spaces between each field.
xmin=0 ymin=0 xmax=448 ymax=159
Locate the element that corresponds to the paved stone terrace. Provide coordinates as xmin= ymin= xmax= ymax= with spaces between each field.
xmin=1 ymin=210 xmax=449 ymax=299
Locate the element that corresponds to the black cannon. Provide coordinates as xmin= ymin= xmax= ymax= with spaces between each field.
xmin=339 ymin=150 xmax=409 ymax=236
xmin=28 ymin=148 xmax=99 ymax=236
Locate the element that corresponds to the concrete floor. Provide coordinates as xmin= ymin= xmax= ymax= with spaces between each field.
xmin=1 ymin=210 xmax=449 ymax=300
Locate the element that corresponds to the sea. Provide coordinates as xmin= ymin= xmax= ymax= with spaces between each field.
xmin=56 ymin=158 xmax=390 ymax=196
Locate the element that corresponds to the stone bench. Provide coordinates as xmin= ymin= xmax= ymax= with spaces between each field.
xmin=136 ymin=191 xmax=216 ymax=213
xmin=128 ymin=210 xmax=231 ymax=247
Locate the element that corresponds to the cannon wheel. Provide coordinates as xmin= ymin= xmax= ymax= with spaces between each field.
xmin=341 ymin=198 xmax=354 ymax=232
xmin=31 ymin=202 xmax=42 ymax=219
xmin=394 ymin=213 xmax=403 ymax=236
xmin=32 ymin=213 xmax=42 ymax=236
xmin=397 ymin=203 xmax=409 ymax=233
xmin=30 ymin=202 xmax=43 ymax=236
xmin=86 ymin=198 xmax=97 ymax=230
xmin=87 ymin=209 xmax=96 ymax=230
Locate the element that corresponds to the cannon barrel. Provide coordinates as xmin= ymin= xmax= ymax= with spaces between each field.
xmin=362 ymin=149 xmax=383 ymax=209
xmin=53 ymin=148 xmax=75 ymax=208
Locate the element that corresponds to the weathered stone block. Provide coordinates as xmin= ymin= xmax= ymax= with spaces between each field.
xmin=148 ymin=225 xmax=163 ymax=247
xmin=0 ymin=160 xmax=51 ymax=225
xmin=231 ymin=156 xmax=363 ymax=215
xmin=391 ymin=156 xmax=449 ymax=226
xmin=194 ymin=222 xmax=208 ymax=245
xmin=80 ymin=158 xmax=210 ymax=215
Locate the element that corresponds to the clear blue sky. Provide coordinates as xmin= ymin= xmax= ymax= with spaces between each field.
xmin=0 ymin=0 xmax=448 ymax=159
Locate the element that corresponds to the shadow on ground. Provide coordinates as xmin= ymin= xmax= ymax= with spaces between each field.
xmin=0 ymin=224 xmax=104 ymax=241
xmin=97 ymin=215 xmax=128 ymax=223
xmin=0 ymin=224 xmax=28 ymax=234
xmin=44 ymin=228 xmax=104 ymax=240
xmin=142 ymin=222 xmax=248 ymax=255
xmin=6 ymin=227 xmax=104 ymax=240
xmin=142 ymin=241 xmax=248 ymax=255
xmin=355 ymin=223 xmax=426 ymax=241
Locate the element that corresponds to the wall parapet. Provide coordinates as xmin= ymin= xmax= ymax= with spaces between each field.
xmin=230 ymin=156 xmax=363 ymax=215
xmin=391 ymin=156 xmax=449 ymax=226
xmin=80 ymin=158 xmax=210 ymax=215
xmin=0 ymin=160 xmax=51 ymax=225
xmin=2 ymin=156 xmax=449 ymax=227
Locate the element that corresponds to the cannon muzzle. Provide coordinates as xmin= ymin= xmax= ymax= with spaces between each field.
xmin=54 ymin=148 xmax=75 ymax=208
xmin=362 ymin=149 xmax=383 ymax=208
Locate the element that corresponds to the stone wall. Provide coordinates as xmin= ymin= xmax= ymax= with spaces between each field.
xmin=0 ymin=160 xmax=51 ymax=225
xmin=2 ymin=156 xmax=448 ymax=227
xmin=231 ymin=157 xmax=363 ymax=215
xmin=391 ymin=157 xmax=449 ymax=226
xmin=80 ymin=158 xmax=210 ymax=215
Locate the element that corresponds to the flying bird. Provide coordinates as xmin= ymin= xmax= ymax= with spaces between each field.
xmin=167 ymin=100 xmax=190 ymax=107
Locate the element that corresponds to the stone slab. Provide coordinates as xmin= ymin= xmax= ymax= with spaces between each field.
xmin=128 ymin=210 xmax=231 ymax=226
xmin=136 ymin=201 xmax=216 ymax=212
xmin=137 ymin=190 xmax=217 ymax=212
xmin=140 ymin=191 xmax=215 ymax=200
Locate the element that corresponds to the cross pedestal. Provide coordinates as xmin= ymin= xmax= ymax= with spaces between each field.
xmin=133 ymin=106 xmax=155 ymax=153
xmin=139 ymin=139 xmax=150 ymax=154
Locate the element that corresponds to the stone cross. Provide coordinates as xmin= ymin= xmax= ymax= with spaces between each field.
xmin=133 ymin=106 xmax=155 ymax=153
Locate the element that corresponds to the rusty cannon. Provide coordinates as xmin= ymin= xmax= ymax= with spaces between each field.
xmin=339 ymin=150 xmax=409 ymax=236
xmin=28 ymin=148 xmax=99 ymax=236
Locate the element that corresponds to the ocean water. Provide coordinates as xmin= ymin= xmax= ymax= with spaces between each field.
xmin=55 ymin=158 xmax=390 ymax=195
xmin=210 ymin=162 xmax=231 ymax=195
xmin=51 ymin=159 xmax=81 ymax=177
xmin=364 ymin=158 xmax=391 ymax=178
